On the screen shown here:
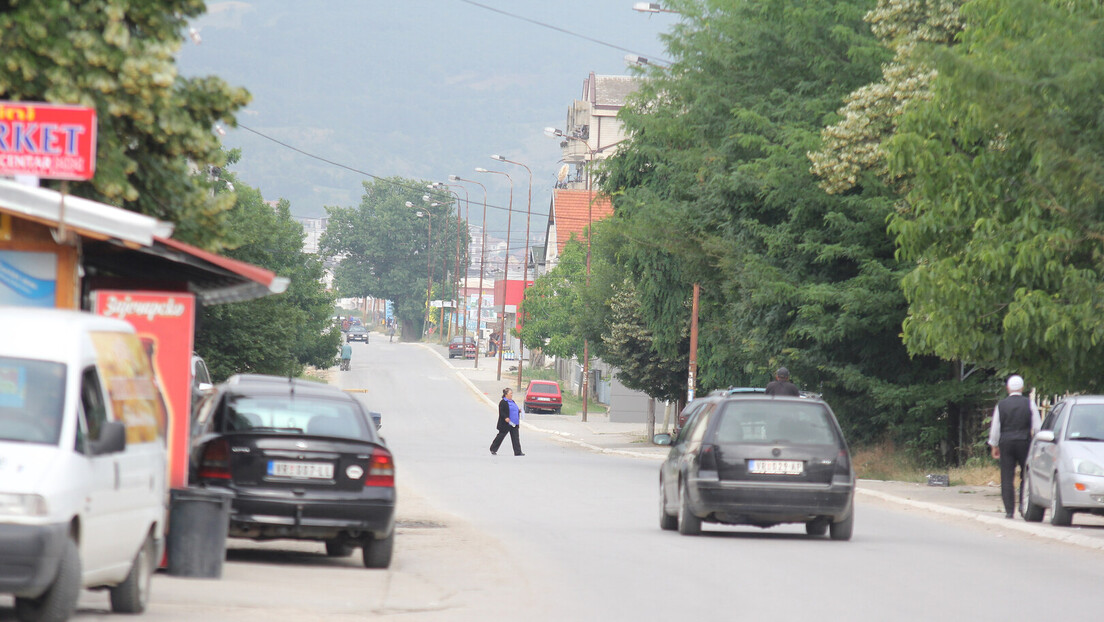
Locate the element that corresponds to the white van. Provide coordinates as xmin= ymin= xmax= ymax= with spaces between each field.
xmin=0 ymin=308 xmax=168 ymax=622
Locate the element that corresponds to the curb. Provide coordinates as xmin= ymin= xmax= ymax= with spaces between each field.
xmin=856 ymin=482 xmax=1104 ymax=551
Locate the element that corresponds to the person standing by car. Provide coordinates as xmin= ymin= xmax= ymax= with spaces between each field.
xmin=340 ymin=342 xmax=352 ymax=371
xmin=765 ymin=367 xmax=800 ymax=396
xmin=490 ymin=387 xmax=524 ymax=456
xmin=988 ymin=374 xmax=1041 ymax=518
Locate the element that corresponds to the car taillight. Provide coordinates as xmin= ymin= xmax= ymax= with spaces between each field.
xmin=198 ymin=439 xmax=232 ymax=480
xmin=834 ymin=449 xmax=851 ymax=476
xmin=699 ymin=444 xmax=718 ymax=471
xmin=364 ymin=448 xmax=395 ymax=487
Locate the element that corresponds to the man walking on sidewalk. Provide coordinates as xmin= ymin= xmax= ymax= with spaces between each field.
xmin=988 ymin=374 xmax=1041 ymax=518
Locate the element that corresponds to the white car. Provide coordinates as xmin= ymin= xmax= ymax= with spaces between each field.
xmin=0 ymin=308 xmax=168 ymax=621
xmin=1022 ymin=395 xmax=1104 ymax=525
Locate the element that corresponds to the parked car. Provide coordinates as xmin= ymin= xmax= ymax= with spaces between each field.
xmin=524 ymin=380 xmax=563 ymax=414
xmin=189 ymin=374 xmax=396 ymax=568
xmin=654 ymin=394 xmax=855 ymax=539
xmin=191 ymin=352 xmax=213 ymax=412
xmin=347 ymin=326 xmax=369 ymax=343
xmin=0 ymin=308 xmax=168 ymax=619
xmin=448 ymin=336 xmax=477 ymax=359
xmin=1021 ymin=395 xmax=1104 ymax=525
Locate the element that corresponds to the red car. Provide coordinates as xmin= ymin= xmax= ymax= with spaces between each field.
xmin=448 ymin=336 xmax=477 ymax=359
xmin=524 ymin=380 xmax=562 ymax=414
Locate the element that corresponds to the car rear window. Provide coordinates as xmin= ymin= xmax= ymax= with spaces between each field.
xmin=532 ymin=382 xmax=559 ymax=393
xmin=713 ymin=400 xmax=837 ymax=445
xmin=222 ymin=395 xmax=371 ymax=440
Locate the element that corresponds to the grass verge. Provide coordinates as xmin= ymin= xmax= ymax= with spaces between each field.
xmin=852 ymin=442 xmax=1000 ymax=486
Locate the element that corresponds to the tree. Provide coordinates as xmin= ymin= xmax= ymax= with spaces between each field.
xmin=518 ymin=240 xmax=587 ymax=360
xmin=0 ymin=0 xmax=250 ymax=250
xmin=887 ymin=0 xmax=1104 ymax=392
xmin=321 ymin=178 xmax=465 ymax=339
xmin=195 ymin=163 xmax=340 ymax=380
xmin=598 ymin=0 xmax=970 ymax=453
xmin=601 ymin=277 xmax=687 ymax=404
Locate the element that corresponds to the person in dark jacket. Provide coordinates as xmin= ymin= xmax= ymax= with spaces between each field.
xmin=489 ymin=387 xmax=524 ymax=456
xmin=988 ymin=374 xmax=1041 ymax=518
xmin=765 ymin=367 xmax=800 ymax=397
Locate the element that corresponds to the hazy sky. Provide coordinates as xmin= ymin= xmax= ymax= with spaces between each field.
xmin=176 ymin=0 xmax=678 ymax=242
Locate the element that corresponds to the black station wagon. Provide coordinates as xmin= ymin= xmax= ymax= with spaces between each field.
xmin=655 ymin=395 xmax=854 ymax=540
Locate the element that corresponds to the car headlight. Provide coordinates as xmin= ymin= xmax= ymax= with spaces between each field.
xmin=1073 ymin=459 xmax=1104 ymax=477
xmin=0 ymin=493 xmax=48 ymax=517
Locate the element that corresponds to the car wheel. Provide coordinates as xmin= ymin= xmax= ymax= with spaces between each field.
xmin=553 ymin=407 xmax=561 ymax=414
xmin=362 ymin=531 xmax=394 ymax=569
xmin=829 ymin=509 xmax=854 ymax=541
xmin=325 ymin=539 xmax=355 ymax=558
xmin=805 ymin=518 xmax=829 ymax=537
xmin=1021 ymin=475 xmax=1045 ymax=522
xmin=659 ymin=477 xmax=677 ymax=531
xmin=1050 ymin=476 xmax=1073 ymax=526
xmin=677 ymin=481 xmax=702 ymax=536
xmin=110 ymin=533 xmax=154 ymax=613
xmin=15 ymin=536 xmax=81 ymax=622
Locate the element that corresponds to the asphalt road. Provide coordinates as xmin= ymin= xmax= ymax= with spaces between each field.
xmin=4 ymin=338 xmax=1103 ymax=621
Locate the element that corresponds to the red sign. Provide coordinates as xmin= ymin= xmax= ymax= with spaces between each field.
xmin=93 ymin=291 xmax=195 ymax=489
xmin=0 ymin=101 xmax=97 ymax=180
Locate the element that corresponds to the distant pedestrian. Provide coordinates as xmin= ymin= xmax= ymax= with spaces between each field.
xmin=765 ymin=367 xmax=800 ymax=397
xmin=340 ymin=342 xmax=352 ymax=371
xmin=388 ymin=324 xmax=396 ymax=342
xmin=489 ymin=387 xmax=524 ymax=456
xmin=988 ymin=374 xmax=1041 ymax=518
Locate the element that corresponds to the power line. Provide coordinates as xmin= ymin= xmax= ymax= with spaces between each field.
xmin=235 ymin=122 xmax=538 ymax=219
xmin=457 ymin=0 xmax=672 ymax=65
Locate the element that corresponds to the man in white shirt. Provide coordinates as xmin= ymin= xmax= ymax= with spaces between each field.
xmin=988 ymin=374 xmax=1042 ymax=518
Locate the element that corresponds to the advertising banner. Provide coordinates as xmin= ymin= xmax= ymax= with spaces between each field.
xmin=0 ymin=250 xmax=57 ymax=307
xmin=93 ymin=290 xmax=195 ymax=488
xmin=0 ymin=101 xmax=97 ymax=180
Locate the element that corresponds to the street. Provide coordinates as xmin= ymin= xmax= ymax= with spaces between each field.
xmin=5 ymin=338 xmax=1103 ymax=622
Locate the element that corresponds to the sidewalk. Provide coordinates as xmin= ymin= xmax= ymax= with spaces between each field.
xmin=419 ymin=342 xmax=1104 ymax=551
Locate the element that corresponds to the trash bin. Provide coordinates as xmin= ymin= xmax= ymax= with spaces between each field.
xmin=166 ymin=487 xmax=233 ymax=578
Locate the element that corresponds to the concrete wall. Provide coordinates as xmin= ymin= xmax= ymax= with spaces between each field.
xmin=607 ymin=374 xmax=653 ymax=423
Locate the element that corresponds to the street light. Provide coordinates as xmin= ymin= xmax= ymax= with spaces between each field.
xmin=632 ymin=2 xmax=678 ymax=13
xmin=431 ymin=182 xmax=468 ymax=343
xmin=545 ymin=127 xmax=600 ymax=422
xmin=475 ymin=167 xmax=514 ymax=383
xmin=491 ymin=154 xmax=533 ymax=393
xmin=450 ymin=175 xmax=488 ymax=369
xmin=406 ymin=196 xmax=436 ymax=337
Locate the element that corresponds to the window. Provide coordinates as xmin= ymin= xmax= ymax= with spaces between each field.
xmin=1065 ymin=404 xmax=1104 ymax=441
xmin=715 ymin=400 xmax=836 ymax=445
xmin=80 ymin=366 xmax=108 ymax=443
xmin=1041 ymin=402 xmax=1063 ymax=431
xmin=0 ymin=357 xmax=66 ymax=445
xmin=219 ymin=394 xmax=371 ymax=440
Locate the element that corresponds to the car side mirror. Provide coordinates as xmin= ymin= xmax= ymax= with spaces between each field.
xmin=1034 ymin=430 xmax=1055 ymax=443
xmin=653 ymin=433 xmax=672 ymax=446
xmin=91 ymin=420 xmax=127 ymax=455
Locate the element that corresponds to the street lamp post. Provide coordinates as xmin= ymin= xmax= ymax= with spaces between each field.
xmin=450 ymin=175 xmax=488 ymax=369
xmin=475 ymin=167 xmax=513 ymax=383
xmin=545 ymin=127 xmax=598 ymax=422
xmin=406 ymin=197 xmax=436 ymax=338
xmin=491 ymin=154 xmax=533 ymax=393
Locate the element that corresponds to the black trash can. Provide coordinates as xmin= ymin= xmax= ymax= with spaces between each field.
xmin=166 ymin=487 xmax=233 ymax=578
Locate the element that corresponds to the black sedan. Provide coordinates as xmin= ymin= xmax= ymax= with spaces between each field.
xmin=189 ymin=374 xmax=396 ymax=568
xmin=654 ymin=395 xmax=854 ymax=539
xmin=347 ymin=326 xmax=369 ymax=342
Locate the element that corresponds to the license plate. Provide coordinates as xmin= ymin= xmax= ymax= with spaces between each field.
xmin=268 ymin=461 xmax=333 ymax=479
xmin=747 ymin=460 xmax=804 ymax=475
xmin=536 ymin=397 xmax=551 ymax=401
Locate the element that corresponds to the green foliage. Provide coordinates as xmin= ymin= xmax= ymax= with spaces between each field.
xmin=519 ymin=241 xmax=586 ymax=359
xmin=601 ymin=278 xmax=687 ymax=402
xmin=195 ymin=170 xmax=339 ymax=380
xmin=321 ymin=178 xmax=465 ymax=336
xmin=596 ymin=0 xmax=968 ymax=447
xmin=0 ymin=0 xmax=250 ymax=250
xmin=887 ymin=0 xmax=1104 ymax=393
